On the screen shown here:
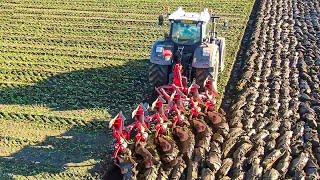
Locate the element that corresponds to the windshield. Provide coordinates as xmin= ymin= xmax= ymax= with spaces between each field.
xmin=171 ymin=21 xmax=201 ymax=45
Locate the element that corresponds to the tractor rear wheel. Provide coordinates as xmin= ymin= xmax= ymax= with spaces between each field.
xmin=149 ymin=63 xmax=169 ymax=89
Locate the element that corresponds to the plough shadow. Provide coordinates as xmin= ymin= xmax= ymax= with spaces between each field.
xmin=0 ymin=59 xmax=150 ymax=178
xmin=0 ymin=126 xmax=111 ymax=178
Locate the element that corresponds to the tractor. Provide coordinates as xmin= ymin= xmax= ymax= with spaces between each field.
xmin=149 ymin=7 xmax=225 ymax=91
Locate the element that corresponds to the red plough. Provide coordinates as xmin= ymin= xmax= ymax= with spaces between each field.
xmin=109 ymin=62 xmax=222 ymax=178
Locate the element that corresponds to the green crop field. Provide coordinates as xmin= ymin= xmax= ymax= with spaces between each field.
xmin=0 ymin=0 xmax=254 ymax=179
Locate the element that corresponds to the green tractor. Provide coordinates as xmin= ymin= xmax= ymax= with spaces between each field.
xmin=149 ymin=7 xmax=225 ymax=90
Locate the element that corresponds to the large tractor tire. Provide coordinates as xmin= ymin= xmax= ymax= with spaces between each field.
xmin=195 ymin=67 xmax=217 ymax=90
xmin=149 ymin=63 xmax=169 ymax=88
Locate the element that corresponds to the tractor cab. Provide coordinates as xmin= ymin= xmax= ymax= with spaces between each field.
xmin=170 ymin=20 xmax=201 ymax=46
xmin=168 ymin=7 xmax=211 ymax=47
xmin=149 ymin=7 xmax=225 ymax=91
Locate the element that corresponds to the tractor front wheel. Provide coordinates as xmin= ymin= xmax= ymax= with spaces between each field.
xmin=149 ymin=63 xmax=169 ymax=89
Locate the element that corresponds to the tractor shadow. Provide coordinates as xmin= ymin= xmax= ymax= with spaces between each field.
xmin=0 ymin=59 xmax=151 ymax=178
xmin=0 ymin=59 xmax=151 ymax=115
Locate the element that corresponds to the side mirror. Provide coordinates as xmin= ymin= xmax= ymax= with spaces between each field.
xmin=158 ymin=15 xmax=164 ymax=26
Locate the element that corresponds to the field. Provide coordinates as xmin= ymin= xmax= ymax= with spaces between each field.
xmin=0 ymin=0 xmax=255 ymax=179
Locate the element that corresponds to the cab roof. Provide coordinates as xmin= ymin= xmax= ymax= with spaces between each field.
xmin=168 ymin=7 xmax=211 ymax=23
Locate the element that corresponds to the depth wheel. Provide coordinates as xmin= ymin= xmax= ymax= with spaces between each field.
xmin=195 ymin=67 xmax=215 ymax=90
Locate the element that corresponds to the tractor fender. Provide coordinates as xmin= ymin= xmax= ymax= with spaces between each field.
xmin=150 ymin=40 xmax=174 ymax=66
xmin=216 ymin=37 xmax=226 ymax=71
xmin=192 ymin=43 xmax=219 ymax=69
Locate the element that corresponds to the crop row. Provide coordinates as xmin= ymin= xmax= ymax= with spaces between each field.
xmin=0 ymin=62 xmax=140 ymax=84
xmin=1 ymin=7 xmax=246 ymax=23
xmin=0 ymin=44 xmax=149 ymax=59
xmin=0 ymin=111 xmax=107 ymax=129
xmin=1 ymin=135 xmax=38 ymax=148
xmin=0 ymin=52 xmax=129 ymax=66
xmin=1 ymin=25 xmax=162 ymax=40
xmin=3 ymin=31 xmax=156 ymax=45
xmin=2 ymin=1 xmax=251 ymax=15
xmin=4 ymin=15 xmax=158 ymax=28
xmin=6 ymin=0 xmax=249 ymax=6
xmin=1 ymin=15 xmax=245 ymax=31
xmin=0 ymin=60 xmax=117 ymax=72
xmin=0 ymin=48 xmax=142 ymax=60
xmin=0 ymin=17 xmax=165 ymax=32
xmin=2 ymin=35 xmax=155 ymax=50
xmin=2 ymin=8 xmax=158 ymax=20
xmin=2 ymin=36 xmax=150 ymax=52
xmin=0 ymin=63 xmax=143 ymax=83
